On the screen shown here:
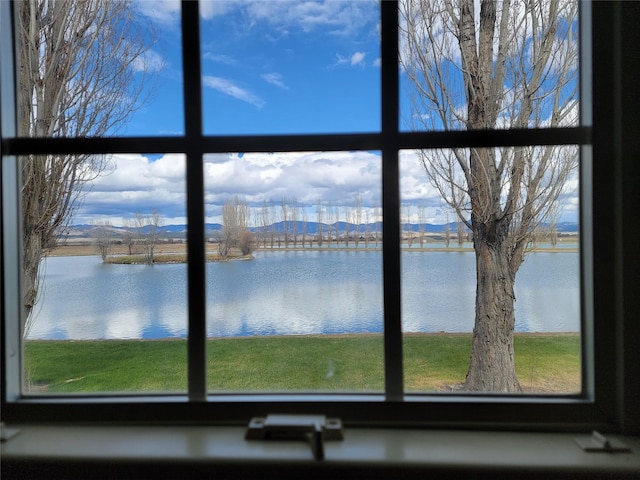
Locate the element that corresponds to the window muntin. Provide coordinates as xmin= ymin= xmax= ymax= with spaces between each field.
xmin=1 ymin=0 xmax=605 ymax=427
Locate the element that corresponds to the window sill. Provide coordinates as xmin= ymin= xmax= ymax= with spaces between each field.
xmin=2 ymin=425 xmax=639 ymax=479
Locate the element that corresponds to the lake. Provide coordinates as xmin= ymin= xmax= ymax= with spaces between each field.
xmin=27 ymin=249 xmax=580 ymax=340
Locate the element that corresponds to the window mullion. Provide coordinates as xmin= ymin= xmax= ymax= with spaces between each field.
xmin=182 ymin=0 xmax=207 ymax=402
xmin=381 ymin=0 xmax=403 ymax=401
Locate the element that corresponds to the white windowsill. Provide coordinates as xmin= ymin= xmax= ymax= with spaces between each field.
xmin=2 ymin=425 xmax=640 ymax=479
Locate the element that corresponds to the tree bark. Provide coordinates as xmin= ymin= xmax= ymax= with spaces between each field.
xmin=465 ymin=220 xmax=520 ymax=391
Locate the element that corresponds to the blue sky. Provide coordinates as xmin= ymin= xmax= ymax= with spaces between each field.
xmin=127 ymin=0 xmax=381 ymax=136
xmin=76 ymin=1 xmax=579 ymax=228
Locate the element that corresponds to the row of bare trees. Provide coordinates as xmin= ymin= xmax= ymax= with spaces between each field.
xmin=93 ymin=211 xmax=163 ymax=264
xmin=217 ymin=195 xmax=564 ymax=252
xmin=226 ymin=195 xmax=385 ymax=250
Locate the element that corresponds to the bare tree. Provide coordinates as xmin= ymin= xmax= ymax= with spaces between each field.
xmin=546 ymin=202 xmax=560 ymax=247
xmin=417 ymin=203 xmax=426 ymax=247
xmin=18 ymin=0 xmax=156 ymax=334
xmin=456 ymin=221 xmax=466 ymax=248
xmin=443 ymin=208 xmax=451 ymax=248
xmin=316 ymin=202 xmax=324 ymax=247
xmin=343 ymin=204 xmax=350 ymax=248
xmin=374 ymin=201 xmax=381 ymax=247
xmin=269 ymin=202 xmax=277 ymax=248
xmin=280 ymin=197 xmax=289 ymax=247
xmin=238 ymin=230 xmax=254 ymax=256
xmin=328 ymin=202 xmax=339 ymax=248
xmin=291 ymin=197 xmax=299 ymax=248
xmin=300 ymin=207 xmax=308 ymax=248
xmin=403 ymin=203 xmax=414 ymax=248
xmin=219 ymin=200 xmax=238 ymax=258
xmin=354 ymin=194 xmax=363 ymax=249
xmin=401 ymin=0 xmax=578 ymax=391
xmin=325 ymin=203 xmax=333 ymax=248
xmin=220 ymin=196 xmax=251 ymax=258
xmin=93 ymin=221 xmax=113 ymax=261
xmin=136 ymin=211 xmax=162 ymax=264
xmin=122 ymin=218 xmax=137 ymax=255
xmin=443 ymin=224 xmax=451 ymax=248
xmin=260 ymin=200 xmax=269 ymax=248
xmin=364 ymin=209 xmax=371 ymax=248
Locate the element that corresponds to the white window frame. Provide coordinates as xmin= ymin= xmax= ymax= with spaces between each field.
xmin=1 ymin=0 xmax=637 ymax=434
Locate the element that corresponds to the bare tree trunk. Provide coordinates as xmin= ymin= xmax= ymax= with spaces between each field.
xmin=93 ymin=222 xmax=113 ymax=261
xmin=465 ymin=228 xmax=520 ymax=391
xmin=301 ymin=207 xmax=308 ymax=249
xmin=22 ymin=230 xmax=42 ymax=320
xmin=316 ymin=202 xmax=324 ymax=247
xmin=354 ymin=194 xmax=362 ymax=249
xmin=291 ymin=198 xmax=298 ymax=248
xmin=457 ymin=222 xmax=466 ymax=248
xmin=17 ymin=0 xmax=155 ymax=335
xmin=343 ymin=205 xmax=350 ymax=248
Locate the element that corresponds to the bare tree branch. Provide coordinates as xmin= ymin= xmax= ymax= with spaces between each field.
xmin=18 ymin=0 xmax=157 ymax=335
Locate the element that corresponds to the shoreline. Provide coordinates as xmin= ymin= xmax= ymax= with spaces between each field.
xmin=46 ymin=243 xmax=579 ymax=257
xmin=25 ymin=332 xmax=580 ymax=342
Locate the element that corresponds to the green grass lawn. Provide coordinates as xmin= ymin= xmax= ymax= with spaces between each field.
xmin=24 ymin=334 xmax=580 ymax=394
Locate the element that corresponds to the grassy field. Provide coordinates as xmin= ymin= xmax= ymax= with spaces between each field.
xmin=24 ymin=333 xmax=580 ymax=394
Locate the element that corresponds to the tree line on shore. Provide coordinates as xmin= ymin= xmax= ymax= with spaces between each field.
xmin=89 ymin=194 xmax=569 ymax=263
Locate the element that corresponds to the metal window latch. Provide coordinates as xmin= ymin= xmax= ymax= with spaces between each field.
xmin=575 ymin=430 xmax=631 ymax=453
xmin=245 ymin=414 xmax=343 ymax=460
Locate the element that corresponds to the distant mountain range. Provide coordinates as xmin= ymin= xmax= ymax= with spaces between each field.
xmin=65 ymin=221 xmax=579 ymax=239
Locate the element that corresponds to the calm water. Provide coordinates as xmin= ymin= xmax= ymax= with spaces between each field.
xmin=28 ymin=250 xmax=580 ymax=340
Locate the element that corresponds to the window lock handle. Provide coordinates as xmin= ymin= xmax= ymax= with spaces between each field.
xmin=246 ymin=414 xmax=343 ymax=460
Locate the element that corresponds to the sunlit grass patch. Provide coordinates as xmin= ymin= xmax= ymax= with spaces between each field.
xmin=24 ymin=333 xmax=580 ymax=394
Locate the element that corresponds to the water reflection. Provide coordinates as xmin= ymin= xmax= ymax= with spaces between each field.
xmin=28 ymin=250 xmax=580 ymax=340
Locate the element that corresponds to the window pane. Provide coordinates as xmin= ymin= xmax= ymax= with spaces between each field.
xmin=23 ymin=153 xmax=188 ymax=394
xmin=204 ymin=151 xmax=384 ymax=392
xmin=400 ymin=147 xmax=581 ymax=393
xmin=399 ymin=0 xmax=579 ymax=131
xmin=200 ymin=1 xmax=380 ymax=135
xmin=16 ymin=1 xmax=183 ymax=137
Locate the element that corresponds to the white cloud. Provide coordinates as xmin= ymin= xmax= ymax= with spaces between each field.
xmin=261 ymin=72 xmax=289 ymax=90
xmin=202 ymin=76 xmax=266 ymax=108
xmin=132 ymin=49 xmax=166 ymax=73
xmin=136 ymin=0 xmax=230 ymax=24
xmin=136 ymin=0 xmax=180 ymax=25
xmin=79 ymin=154 xmax=187 ymax=225
xmin=202 ymin=52 xmax=237 ymax=65
xmin=336 ymin=51 xmax=367 ymax=67
xmin=243 ymin=1 xmax=378 ymax=35
xmin=138 ymin=0 xmax=377 ymax=34
xmin=77 ymin=151 xmax=450 ymax=225
xmin=350 ymin=51 xmax=366 ymax=66
xmin=76 ymin=149 xmax=579 ymax=227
